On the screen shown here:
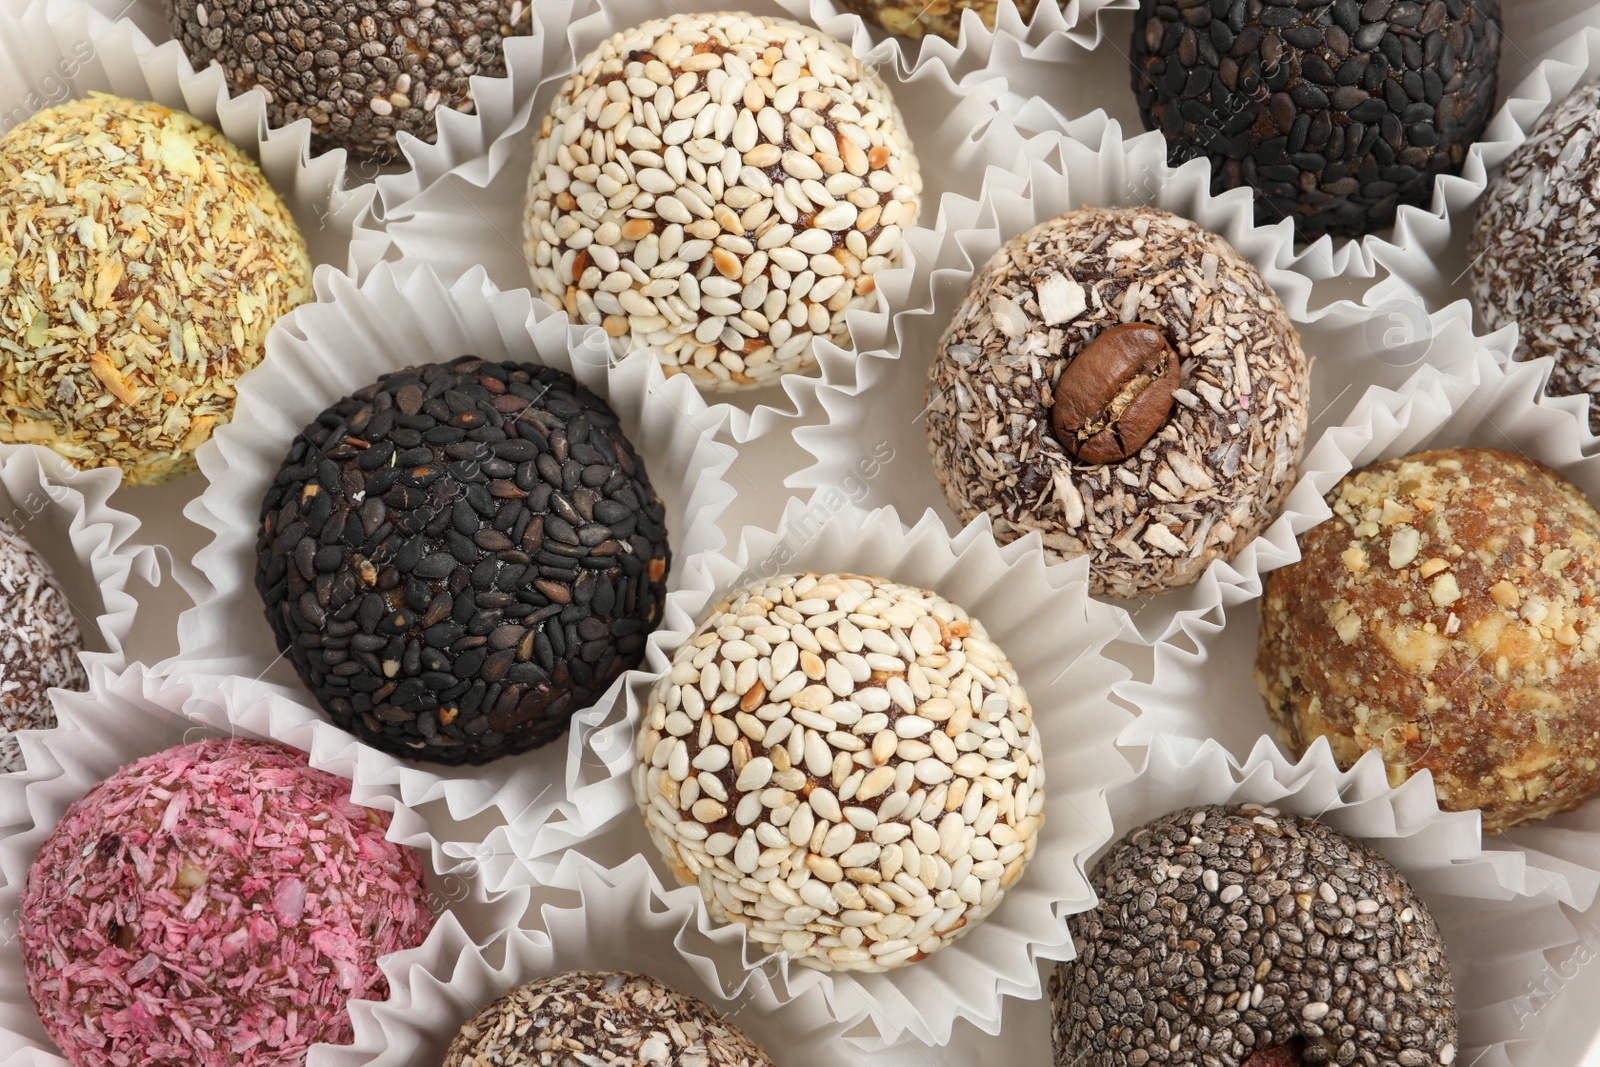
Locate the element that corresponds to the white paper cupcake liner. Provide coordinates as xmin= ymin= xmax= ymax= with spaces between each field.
xmin=787 ymin=126 xmax=1483 ymax=645
xmin=159 ymin=262 xmax=738 ymax=850
xmin=366 ymin=0 xmax=1030 ymax=444
xmin=907 ymin=738 xmax=1586 ymax=1067
xmin=0 ymin=661 xmax=529 ymax=1067
xmin=317 ymin=849 xmax=901 ymax=1066
xmin=494 ymin=499 xmax=1139 ymax=1048
xmin=0 ymin=0 xmax=375 ymax=277
xmin=956 ymin=2 xmax=1600 ymax=300
xmin=1120 ymin=338 xmax=1600 ymax=914
xmin=0 ymin=445 xmax=154 ymax=674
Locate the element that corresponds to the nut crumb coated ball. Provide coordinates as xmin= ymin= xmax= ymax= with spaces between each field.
xmin=836 ymin=0 xmax=1052 ymax=41
xmin=164 ymin=0 xmax=532 ymax=162
xmin=926 ymin=206 xmax=1310 ymax=599
xmin=1471 ymin=81 xmax=1600 ymax=434
xmin=1132 ymin=0 xmax=1503 ymax=239
xmin=635 ymin=571 xmax=1043 ymax=972
xmin=0 ymin=94 xmax=311 ymax=484
xmin=525 ymin=12 xmax=921 ymax=392
xmin=0 ymin=519 xmax=87 ymax=772
xmin=443 ymin=971 xmax=777 ymax=1066
xmin=256 ymin=356 xmax=669 ymax=765
xmin=1052 ymin=804 xmax=1457 ymax=1067
xmin=19 ymin=738 xmax=435 ymax=1067
xmin=1257 ymin=448 xmax=1600 ymax=833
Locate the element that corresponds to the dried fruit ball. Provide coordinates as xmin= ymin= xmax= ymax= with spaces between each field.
xmin=19 ymin=737 xmax=435 ymax=1067
xmin=835 ymin=0 xmax=1053 ymax=41
xmin=926 ymin=205 xmax=1310 ymax=599
xmin=636 ymin=571 xmax=1043 ymax=972
xmin=1131 ymin=0 xmax=1503 ymax=239
xmin=1472 ymin=81 xmax=1600 ymax=434
xmin=443 ymin=971 xmax=777 ymax=1066
xmin=1257 ymin=448 xmax=1600 ymax=833
xmin=0 ymin=519 xmax=88 ymax=772
xmin=164 ymin=0 xmax=531 ymax=162
xmin=1052 ymin=804 xmax=1457 ymax=1067
xmin=255 ymin=356 xmax=670 ymax=765
xmin=0 ymin=94 xmax=312 ymax=485
xmin=524 ymin=12 xmax=922 ymax=392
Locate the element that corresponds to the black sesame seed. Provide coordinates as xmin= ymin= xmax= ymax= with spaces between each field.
xmin=255 ymin=355 xmax=670 ymax=765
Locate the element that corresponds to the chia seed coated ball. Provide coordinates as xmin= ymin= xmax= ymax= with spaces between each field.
xmin=1131 ymin=0 xmax=1503 ymax=239
xmin=635 ymin=571 xmax=1043 ymax=972
xmin=1257 ymin=448 xmax=1600 ymax=834
xmin=834 ymin=0 xmax=1053 ymax=41
xmin=524 ymin=11 xmax=922 ymax=393
xmin=926 ymin=206 xmax=1310 ymax=600
xmin=163 ymin=0 xmax=532 ymax=162
xmin=19 ymin=737 xmax=435 ymax=1067
xmin=0 ymin=519 xmax=88 ymax=773
xmin=1052 ymin=804 xmax=1457 ymax=1067
xmin=255 ymin=356 xmax=670 ymax=765
xmin=0 ymin=94 xmax=312 ymax=485
xmin=443 ymin=971 xmax=777 ymax=1066
xmin=1471 ymin=81 xmax=1600 ymax=434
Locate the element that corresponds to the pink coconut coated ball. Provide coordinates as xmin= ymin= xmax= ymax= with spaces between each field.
xmin=18 ymin=737 xmax=436 ymax=1067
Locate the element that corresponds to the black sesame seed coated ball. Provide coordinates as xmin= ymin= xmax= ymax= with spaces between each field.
xmin=1051 ymin=804 xmax=1457 ymax=1067
xmin=1131 ymin=0 xmax=1502 ymax=240
xmin=164 ymin=0 xmax=532 ymax=162
xmin=255 ymin=356 xmax=670 ymax=765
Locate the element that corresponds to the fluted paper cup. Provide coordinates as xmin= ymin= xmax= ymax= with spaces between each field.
xmin=162 ymin=262 xmax=738 ymax=846
xmin=910 ymin=738 xmax=1587 ymax=1067
xmin=0 ymin=662 xmax=529 ymax=1067
xmin=367 ymin=0 xmax=1028 ymax=442
xmin=1121 ymin=339 xmax=1600 ymax=914
xmin=788 ymin=126 xmax=1482 ymax=646
xmin=497 ymin=499 xmax=1138 ymax=1047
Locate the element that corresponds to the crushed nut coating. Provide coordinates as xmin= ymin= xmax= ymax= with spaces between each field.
xmin=1258 ymin=448 xmax=1600 ymax=833
xmin=1053 ymin=804 xmax=1456 ymax=1067
xmin=443 ymin=971 xmax=776 ymax=1066
xmin=525 ymin=12 xmax=920 ymax=392
xmin=635 ymin=571 xmax=1042 ymax=971
xmin=927 ymin=206 xmax=1309 ymax=598
xmin=0 ymin=94 xmax=311 ymax=484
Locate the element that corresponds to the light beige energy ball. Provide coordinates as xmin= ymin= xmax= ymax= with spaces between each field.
xmin=524 ymin=12 xmax=921 ymax=392
xmin=635 ymin=571 xmax=1043 ymax=972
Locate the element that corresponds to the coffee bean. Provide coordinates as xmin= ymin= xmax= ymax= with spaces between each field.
xmin=1051 ymin=324 xmax=1181 ymax=464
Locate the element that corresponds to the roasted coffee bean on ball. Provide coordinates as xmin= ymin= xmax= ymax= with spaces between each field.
xmin=255 ymin=356 xmax=670 ymax=764
xmin=1131 ymin=0 xmax=1503 ymax=239
xmin=164 ymin=0 xmax=531 ymax=162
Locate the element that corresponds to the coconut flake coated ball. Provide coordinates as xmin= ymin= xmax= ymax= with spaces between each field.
xmin=635 ymin=571 xmax=1043 ymax=972
xmin=0 ymin=94 xmax=312 ymax=484
xmin=443 ymin=971 xmax=777 ymax=1066
xmin=19 ymin=737 xmax=435 ymax=1067
xmin=0 ymin=518 xmax=88 ymax=772
xmin=524 ymin=11 xmax=921 ymax=392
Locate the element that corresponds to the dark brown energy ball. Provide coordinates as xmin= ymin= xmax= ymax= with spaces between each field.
xmin=255 ymin=356 xmax=669 ymax=764
xmin=443 ymin=972 xmax=777 ymax=1066
xmin=1257 ymin=448 xmax=1600 ymax=834
xmin=1052 ymin=804 xmax=1457 ymax=1067
xmin=164 ymin=0 xmax=531 ymax=162
xmin=835 ymin=0 xmax=1051 ymax=40
xmin=1131 ymin=0 xmax=1503 ymax=239
xmin=1471 ymin=81 xmax=1600 ymax=434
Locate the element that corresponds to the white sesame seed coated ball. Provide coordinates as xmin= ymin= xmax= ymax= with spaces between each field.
xmin=524 ymin=12 xmax=921 ymax=393
xmin=634 ymin=571 xmax=1043 ymax=972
